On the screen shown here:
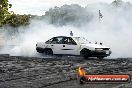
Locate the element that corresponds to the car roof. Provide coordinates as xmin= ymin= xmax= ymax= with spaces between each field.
xmin=55 ymin=36 xmax=68 ymax=38
xmin=54 ymin=36 xmax=81 ymax=38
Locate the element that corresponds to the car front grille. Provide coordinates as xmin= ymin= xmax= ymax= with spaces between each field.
xmin=102 ymin=48 xmax=109 ymax=50
xmin=95 ymin=48 xmax=109 ymax=51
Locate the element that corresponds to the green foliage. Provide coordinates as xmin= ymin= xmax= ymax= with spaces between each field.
xmin=0 ymin=0 xmax=30 ymax=27
xmin=112 ymin=0 xmax=123 ymax=6
xmin=6 ymin=14 xmax=30 ymax=27
xmin=45 ymin=4 xmax=93 ymax=26
xmin=0 ymin=0 xmax=12 ymax=26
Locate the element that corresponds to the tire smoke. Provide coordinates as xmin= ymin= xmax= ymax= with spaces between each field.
xmin=0 ymin=2 xmax=132 ymax=58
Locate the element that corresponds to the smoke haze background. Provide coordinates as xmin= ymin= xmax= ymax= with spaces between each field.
xmin=9 ymin=0 xmax=132 ymax=15
xmin=0 ymin=1 xmax=132 ymax=58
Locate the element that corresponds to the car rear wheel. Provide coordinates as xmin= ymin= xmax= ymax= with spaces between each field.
xmin=80 ymin=49 xmax=90 ymax=59
xmin=44 ymin=49 xmax=53 ymax=56
xmin=36 ymin=47 xmax=44 ymax=53
xmin=98 ymin=57 xmax=104 ymax=60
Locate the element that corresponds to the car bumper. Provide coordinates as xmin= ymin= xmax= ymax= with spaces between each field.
xmin=90 ymin=50 xmax=112 ymax=57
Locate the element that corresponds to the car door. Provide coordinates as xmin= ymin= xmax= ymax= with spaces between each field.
xmin=49 ymin=37 xmax=65 ymax=54
xmin=60 ymin=37 xmax=79 ymax=55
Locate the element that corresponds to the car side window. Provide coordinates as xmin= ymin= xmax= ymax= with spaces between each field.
xmin=45 ymin=37 xmax=77 ymax=45
xmin=57 ymin=37 xmax=63 ymax=44
xmin=50 ymin=37 xmax=64 ymax=44
xmin=67 ymin=37 xmax=77 ymax=45
xmin=60 ymin=37 xmax=77 ymax=45
xmin=63 ymin=37 xmax=68 ymax=44
xmin=45 ymin=38 xmax=53 ymax=44
xmin=45 ymin=37 xmax=60 ymax=44
xmin=51 ymin=37 xmax=59 ymax=44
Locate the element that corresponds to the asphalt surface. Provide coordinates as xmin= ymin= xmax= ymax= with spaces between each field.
xmin=0 ymin=54 xmax=132 ymax=88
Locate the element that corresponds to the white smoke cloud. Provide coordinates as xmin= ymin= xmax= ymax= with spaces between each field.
xmin=9 ymin=0 xmax=132 ymax=15
xmin=1 ymin=2 xmax=132 ymax=58
xmin=2 ymin=20 xmax=85 ymax=57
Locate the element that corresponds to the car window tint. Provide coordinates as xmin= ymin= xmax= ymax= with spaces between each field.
xmin=45 ymin=37 xmax=77 ymax=45
xmin=60 ymin=37 xmax=77 ymax=45
xmin=67 ymin=37 xmax=77 ymax=45
xmin=51 ymin=37 xmax=59 ymax=44
xmin=64 ymin=38 xmax=68 ymax=44
xmin=45 ymin=38 xmax=53 ymax=44
xmin=57 ymin=37 xmax=66 ymax=44
xmin=50 ymin=37 xmax=64 ymax=44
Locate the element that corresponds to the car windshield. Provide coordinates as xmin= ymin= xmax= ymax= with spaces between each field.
xmin=73 ymin=37 xmax=89 ymax=44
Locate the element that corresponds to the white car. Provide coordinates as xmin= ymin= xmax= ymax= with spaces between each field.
xmin=36 ymin=36 xmax=111 ymax=59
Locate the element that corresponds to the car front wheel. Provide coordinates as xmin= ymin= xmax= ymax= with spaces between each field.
xmin=80 ymin=49 xmax=90 ymax=59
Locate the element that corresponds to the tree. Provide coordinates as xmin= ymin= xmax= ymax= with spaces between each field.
xmin=0 ymin=0 xmax=12 ymax=26
xmin=112 ymin=0 xmax=123 ymax=6
xmin=0 ymin=0 xmax=30 ymax=27
xmin=44 ymin=4 xmax=93 ymax=26
xmin=7 ymin=14 xmax=30 ymax=27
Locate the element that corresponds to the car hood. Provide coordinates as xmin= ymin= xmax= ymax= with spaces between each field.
xmin=81 ymin=43 xmax=110 ymax=49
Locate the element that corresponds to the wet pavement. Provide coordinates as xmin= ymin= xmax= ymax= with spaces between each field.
xmin=0 ymin=54 xmax=131 ymax=88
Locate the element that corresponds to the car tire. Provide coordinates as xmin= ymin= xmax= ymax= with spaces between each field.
xmin=98 ymin=57 xmax=104 ymax=60
xmin=44 ymin=49 xmax=53 ymax=56
xmin=36 ymin=48 xmax=44 ymax=53
xmin=80 ymin=49 xmax=90 ymax=59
